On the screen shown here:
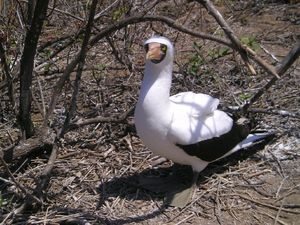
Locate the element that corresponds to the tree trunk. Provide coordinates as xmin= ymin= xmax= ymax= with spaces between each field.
xmin=19 ymin=0 xmax=49 ymax=138
xmin=27 ymin=0 xmax=37 ymax=25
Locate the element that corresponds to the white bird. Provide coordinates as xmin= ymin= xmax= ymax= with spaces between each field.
xmin=134 ymin=36 xmax=272 ymax=207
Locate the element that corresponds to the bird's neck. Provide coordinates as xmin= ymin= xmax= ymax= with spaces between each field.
xmin=138 ymin=61 xmax=173 ymax=115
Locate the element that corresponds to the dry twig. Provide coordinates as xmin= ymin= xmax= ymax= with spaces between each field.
xmin=60 ymin=0 xmax=98 ymax=137
xmin=242 ymin=40 xmax=300 ymax=111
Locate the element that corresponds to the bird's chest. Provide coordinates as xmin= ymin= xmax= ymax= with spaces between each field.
xmin=134 ymin=106 xmax=171 ymax=150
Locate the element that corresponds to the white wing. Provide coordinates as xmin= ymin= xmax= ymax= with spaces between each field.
xmin=168 ymin=92 xmax=233 ymax=145
xmin=169 ymin=92 xmax=219 ymax=118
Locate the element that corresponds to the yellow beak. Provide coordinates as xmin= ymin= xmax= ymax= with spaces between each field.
xmin=146 ymin=43 xmax=162 ymax=61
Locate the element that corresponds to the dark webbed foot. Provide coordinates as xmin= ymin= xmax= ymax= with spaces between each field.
xmin=139 ymin=165 xmax=199 ymax=207
xmin=165 ymin=171 xmax=200 ymax=208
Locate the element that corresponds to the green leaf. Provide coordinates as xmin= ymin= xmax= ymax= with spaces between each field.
xmin=239 ymin=92 xmax=252 ymax=101
xmin=112 ymin=6 xmax=128 ymax=21
xmin=240 ymin=36 xmax=261 ymax=52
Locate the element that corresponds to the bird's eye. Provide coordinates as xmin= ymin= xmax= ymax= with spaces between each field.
xmin=144 ymin=44 xmax=149 ymax=52
xmin=161 ymin=44 xmax=167 ymax=53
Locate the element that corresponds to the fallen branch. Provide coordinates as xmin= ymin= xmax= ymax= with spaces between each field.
xmin=226 ymin=193 xmax=300 ymax=214
xmin=256 ymin=210 xmax=289 ymax=225
xmin=70 ymin=106 xmax=135 ymax=129
xmin=0 ymin=203 xmax=26 ymax=225
xmin=0 ymin=156 xmax=41 ymax=204
xmin=1 ymin=128 xmax=55 ymax=162
xmin=0 ymin=143 xmax=58 ymax=224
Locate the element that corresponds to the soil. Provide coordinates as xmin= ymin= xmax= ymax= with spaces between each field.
xmin=0 ymin=1 xmax=299 ymax=224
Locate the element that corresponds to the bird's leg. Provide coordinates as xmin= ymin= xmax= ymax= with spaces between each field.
xmin=165 ymin=171 xmax=200 ymax=208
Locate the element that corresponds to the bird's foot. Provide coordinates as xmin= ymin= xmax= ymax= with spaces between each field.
xmin=165 ymin=171 xmax=200 ymax=208
xmin=165 ymin=184 xmax=196 ymax=208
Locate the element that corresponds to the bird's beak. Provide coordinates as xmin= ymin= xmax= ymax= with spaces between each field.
xmin=146 ymin=43 xmax=162 ymax=61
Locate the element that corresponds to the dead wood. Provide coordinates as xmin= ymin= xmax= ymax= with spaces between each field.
xmin=0 ymin=156 xmax=41 ymax=204
xmin=0 ymin=42 xmax=16 ymax=113
xmin=70 ymin=106 xmax=135 ymax=129
xmin=195 ymin=0 xmax=280 ymax=79
xmin=60 ymin=0 xmax=98 ymax=137
xmin=0 ymin=127 xmax=55 ymax=162
xmin=242 ymin=40 xmax=300 ymax=111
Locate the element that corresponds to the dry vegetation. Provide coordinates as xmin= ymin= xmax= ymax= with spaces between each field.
xmin=0 ymin=0 xmax=299 ymax=224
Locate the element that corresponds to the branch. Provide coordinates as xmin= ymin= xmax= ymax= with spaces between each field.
xmin=59 ymin=0 xmax=98 ymax=137
xmin=1 ymin=128 xmax=56 ymax=163
xmin=195 ymin=0 xmax=254 ymax=74
xmin=70 ymin=106 xmax=135 ymax=129
xmin=31 ymin=143 xmax=58 ymax=200
xmin=195 ymin=0 xmax=280 ymax=79
xmin=242 ymin=40 xmax=300 ymax=111
xmin=0 ymin=142 xmax=58 ymax=223
xmin=90 ymin=14 xmax=232 ymax=47
xmin=0 ymin=42 xmax=16 ymax=113
xmin=0 ymin=156 xmax=41 ymax=204
xmin=42 ymin=53 xmax=80 ymax=127
xmin=37 ymin=32 xmax=81 ymax=53
xmin=90 ymin=13 xmax=280 ymax=83
xmin=42 ymin=11 xmax=292 ymax=127
xmin=20 ymin=0 xmax=85 ymax=22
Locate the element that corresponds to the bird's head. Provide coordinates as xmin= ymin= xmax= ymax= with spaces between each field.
xmin=144 ymin=36 xmax=174 ymax=65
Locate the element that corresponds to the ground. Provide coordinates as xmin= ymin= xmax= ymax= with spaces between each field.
xmin=0 ymin=1 xmax=299 ymax=224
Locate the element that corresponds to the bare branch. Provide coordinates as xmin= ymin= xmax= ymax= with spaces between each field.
xmin=0 ymin=155 xmax=41 ymax=204
xmin=43 ymin=54 xmax=80 ymax=127
xmin=20 ymin=0 xmax=85 ymax=22
xmin=32 ymin=143 xmax=58 ymax=200
xmin=0 ymin=42 xmax=16 ymax=113
xmin=0 ymin=141 xmax=58 ymax=222
xmin=90 ymin=13 xmax=281 ymax=84
xmin=70 ymin=106 xmax=135 ymax=129
xmin=242 ymin=40 xmax=300 ymax=111
xmin=90 ymin=14 xmax=232 ymax=47
xmin=194 ymin=0 xmax=282 ymax=80
xmin=59 ymin=0 xmax=98 ymax=137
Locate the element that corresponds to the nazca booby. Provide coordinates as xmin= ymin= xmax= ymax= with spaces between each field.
xmin=134 ymin=36 xmax=272 ymax=207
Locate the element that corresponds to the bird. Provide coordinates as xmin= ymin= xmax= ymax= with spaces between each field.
xmin=134 ymin=36 xmax=273 ymax=207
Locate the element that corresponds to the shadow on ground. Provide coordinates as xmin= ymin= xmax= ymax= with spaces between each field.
xmin=91 ymin=138 xmax=275 ymax=224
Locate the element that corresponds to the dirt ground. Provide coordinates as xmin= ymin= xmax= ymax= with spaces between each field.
xmin=0 ymin=1 xmax=299 ymax=224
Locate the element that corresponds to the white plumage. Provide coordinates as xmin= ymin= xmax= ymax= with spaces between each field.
xmin=134 ymin=36 xmax=271 ymax=207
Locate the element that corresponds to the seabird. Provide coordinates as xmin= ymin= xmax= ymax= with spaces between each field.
xmin=134 ymin=36 xmax=272 ymax=207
